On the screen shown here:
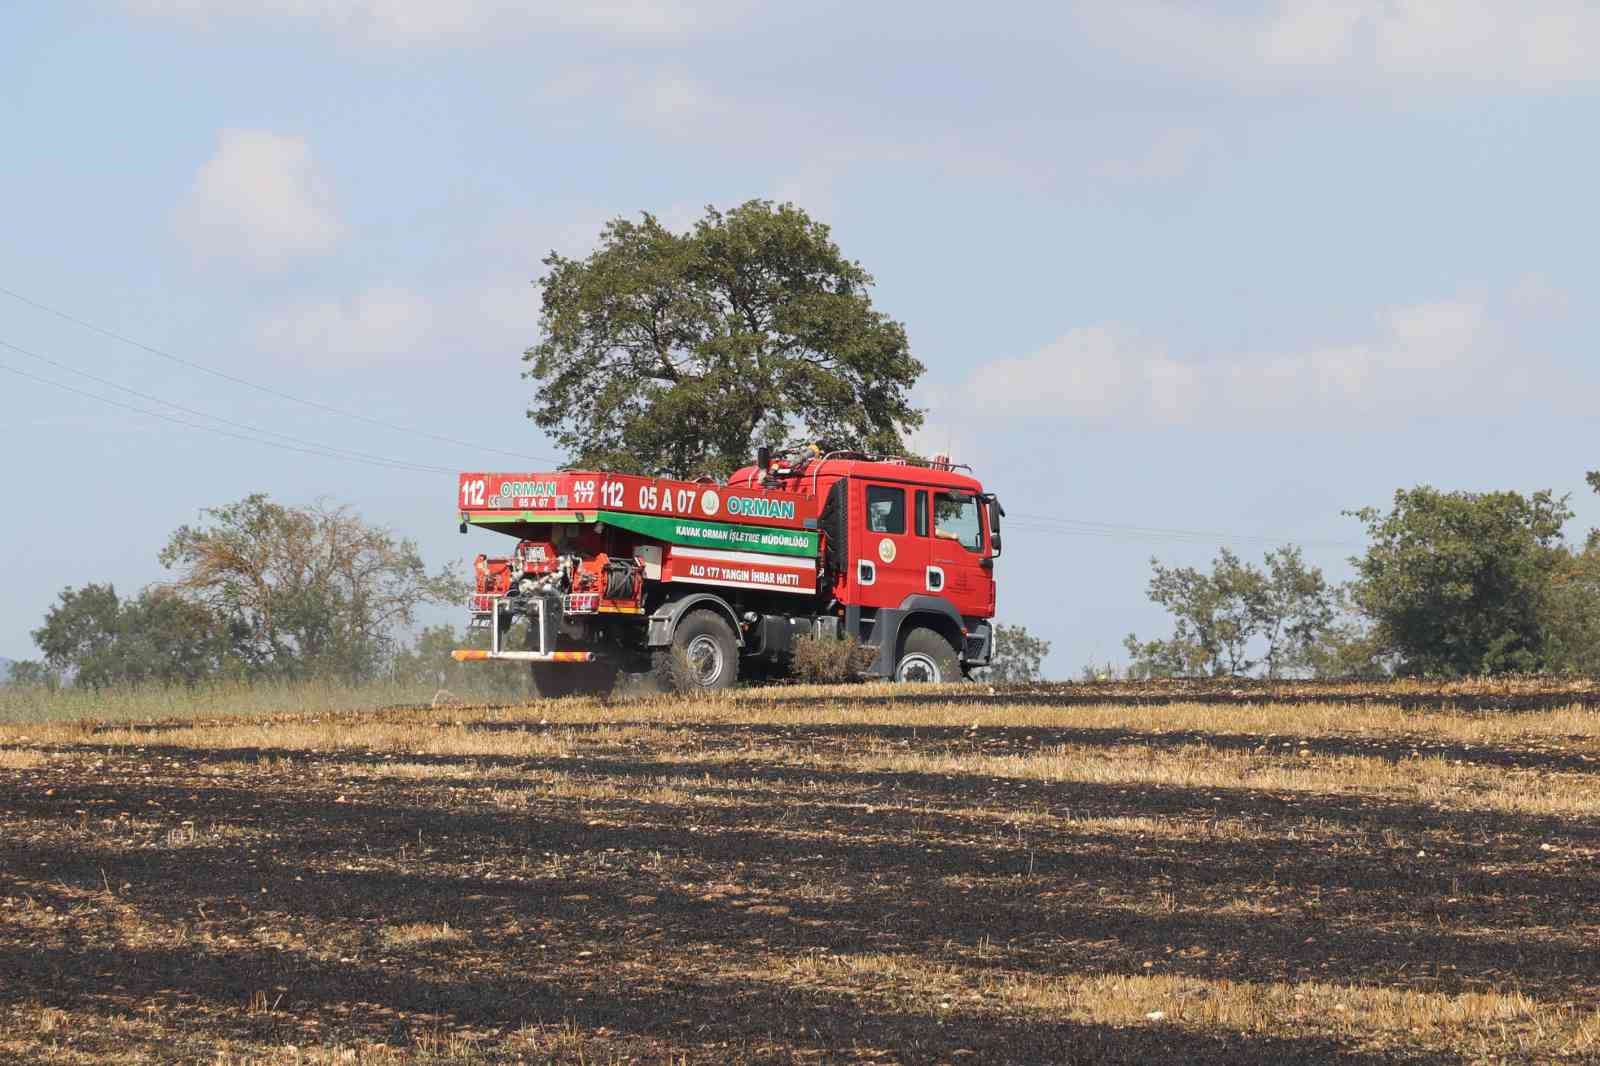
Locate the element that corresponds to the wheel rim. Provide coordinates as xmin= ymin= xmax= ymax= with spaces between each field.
xmin=896 ymin=652 xmax=941 ymax=684
xmin=685 ymin=634 xmax=725 ymax=687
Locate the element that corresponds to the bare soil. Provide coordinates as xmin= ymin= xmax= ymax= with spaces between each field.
xmin=2 ymin=683 xmax=1597 ymax=1064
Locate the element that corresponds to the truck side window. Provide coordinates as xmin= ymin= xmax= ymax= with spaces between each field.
xmin=934 ymin=493 xmax=982 ymax=552
xmin=915 ymin=490 xmax=929 ymax=537
xmin=866 ymin=485 xmax=906 ymax=534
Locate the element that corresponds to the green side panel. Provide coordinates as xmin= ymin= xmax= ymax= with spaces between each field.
xmin=465 ymin=511 xmax=594 ymax=525
xmin=597 ymin=511 xmax=818 ymax=558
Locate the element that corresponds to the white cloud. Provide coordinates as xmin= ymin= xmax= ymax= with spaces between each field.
xmin=1379 ymin=300 xmax=1483 ymax=370
xmin=123 ymin=0 xmax=751 ymax=43
xmin=905 ymin=417 xmax=981 ymax=470
xmin=250 ymin=277 xmax=540 ymax=370
xmin=772 ymin=163 xmax=842 ymax=224
xmin=965 ymin=327 xmax=1149 ymax=421
xmin=958 ymin=297 xmax=1515 ymax=427
xmin=537 ymin=65 xmax=737 ymax=140
xmin=252 ymin=286 xmax=431 ymax=367
xmin=174 ymin=130 xmax=342 ymax=266
xmin=1080 ymin=1 xmax=1600 ymax=89
xmin=1092 ymin=127 xmax=1226 ymax=186
xmin=620 ymin=70 xmax=731 ymax=136
xmin=1508 ymin=273 xmax=1572 ymax=317
xmin=1258 ymin=4 xmax=1365 ymax=68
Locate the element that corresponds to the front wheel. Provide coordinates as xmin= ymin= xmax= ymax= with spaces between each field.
xmin=655 ymin=610 xmax=739 ymax=693
xmin=894 ymin=627 xmax=959 ymax=684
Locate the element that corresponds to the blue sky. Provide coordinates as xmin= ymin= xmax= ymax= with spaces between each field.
xmin=3 ymin=1 xmax=1599 ymax=673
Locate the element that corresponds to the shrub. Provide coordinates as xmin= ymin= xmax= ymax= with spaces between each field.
xmin=788 ymin=635 xmax=875 ymax=684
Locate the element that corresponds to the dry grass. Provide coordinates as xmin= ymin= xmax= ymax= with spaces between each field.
xmin=772 ymin=951 xmax=1600 ymax=1056
xmin=846 ymin=740 xmax=1600 ymax=817
xmin=8 ymin=689 xmax=1596 ymax=751
xmin=0 ymin=678 xmax=444 ymax=725
xmin=0 ymin=748 xmax=47 ymax=769
xmin=379 ymin=922 xmax=466 ymax=948
xmin=7 ymin=673 xmax=1600 ymax=727
xmin=1 ymin=680 xmax=1597 ymax=1063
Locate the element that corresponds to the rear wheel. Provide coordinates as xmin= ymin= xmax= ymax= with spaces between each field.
xmin=655 ymin=610 xmax=739 ymax=693
xmin=894 ymin=627 xmax=959 ymax=684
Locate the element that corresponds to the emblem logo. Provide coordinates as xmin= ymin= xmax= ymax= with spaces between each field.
xmin=878 ymin=538 xmax=897 ymax=563
xmin=700 ymin=489 xmax=720 ymax=516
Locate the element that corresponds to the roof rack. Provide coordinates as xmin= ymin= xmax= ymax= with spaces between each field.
xmin=877 ymin=454 xmax=975 ymax=473
xmin=792 ymin=451 xmax=976 ymax=496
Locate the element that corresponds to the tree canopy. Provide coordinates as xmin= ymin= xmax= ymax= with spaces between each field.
xmin=31 ymin=583 xmax=229 ymax=689
xmin=1347 ymin=486 xmax=1573 ymax=676
xmin=978 ymin=623 xmax=1052 ymax=683
xmin=525 ymin=200 xmax=925 ymax=478
xmin=1116 ymin=479 xmax=1600 ymax=681
xmin=159 ymin=494 xmax=460 ymax=681
xmin=22 ymin=496 xmax=461 ymax=689
xmin=1124 ymin=546 xmax=1333 ymax=678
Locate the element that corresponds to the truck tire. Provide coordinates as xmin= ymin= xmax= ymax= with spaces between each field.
xmin=894 ymin=627 xmax=959 ymax=684
xmin=655 ymin=609 xmax=739 ymax=693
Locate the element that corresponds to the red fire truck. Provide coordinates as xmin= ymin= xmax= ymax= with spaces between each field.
xmin=453 ymin=447 xmax=1003 ymax=694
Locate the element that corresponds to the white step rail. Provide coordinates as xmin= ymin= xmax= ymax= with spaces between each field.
xmin=452 ymin=594 xmax=595 ymax=664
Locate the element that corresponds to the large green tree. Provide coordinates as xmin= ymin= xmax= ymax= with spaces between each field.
xmin=525 ymin=200 xmax=924 ymax=478
xmin=1346 ymin=486 xmax=1571 ymax=676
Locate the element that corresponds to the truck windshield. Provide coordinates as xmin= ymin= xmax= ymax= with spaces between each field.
xmin=934 ymin=493 xmax=982 ymax=552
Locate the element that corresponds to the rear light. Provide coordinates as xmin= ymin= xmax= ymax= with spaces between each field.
xmin=564 ymin=593 xmax=601 ymax=615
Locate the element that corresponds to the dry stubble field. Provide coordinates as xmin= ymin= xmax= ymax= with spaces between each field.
xmin=2 ymin=679 xmax=1599 ymax=1064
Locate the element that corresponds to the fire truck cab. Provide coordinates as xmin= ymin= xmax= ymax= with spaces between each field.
xmin=774 ymin=455 xmax=999 ymax=681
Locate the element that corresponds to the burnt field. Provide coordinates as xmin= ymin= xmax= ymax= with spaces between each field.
xmin=2 ymin=681 xmax=1598 ymax=1064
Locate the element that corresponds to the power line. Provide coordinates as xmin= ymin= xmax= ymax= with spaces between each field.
xmin=1004 ymin=512 xmax=1362 ymax=551
xmin=0 ymin=286 xmax=1365 ymax=549
xmin=0 ymin=284 xmax=559 ymax=466
xmin=0 ymin=359 xmax=452 ymax=475
xmin=1006 ymin=515 xmax=1361 ymax=550
xmin=0 ymin=337 xmax=455 ymax=475
xmin=0 ymin=359 xmax=1361 ymax=547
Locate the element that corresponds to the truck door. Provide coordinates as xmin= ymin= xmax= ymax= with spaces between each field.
xmin=852 ymin=480 xmax=927 ymax=609
xmin=928 ymin=489 xmax=993 ymax=617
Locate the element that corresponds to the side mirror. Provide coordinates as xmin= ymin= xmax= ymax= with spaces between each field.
xmin=987 ymin=498 xmax=1004 ymax=557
